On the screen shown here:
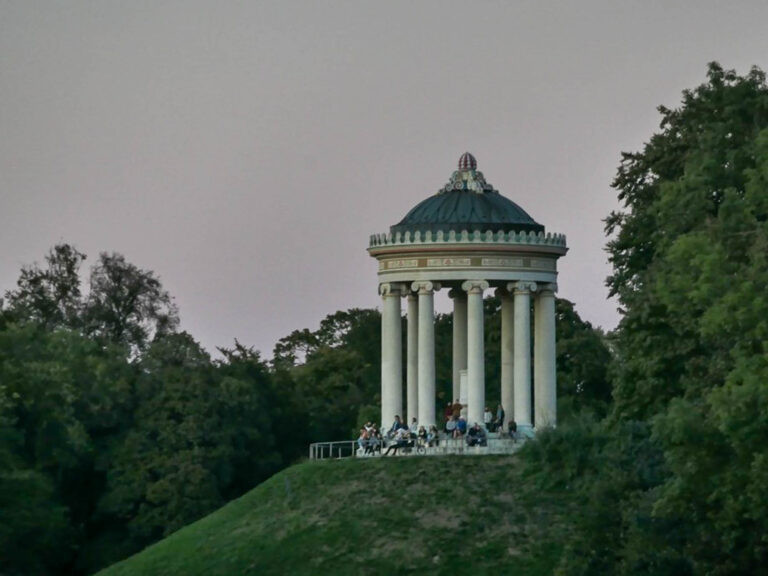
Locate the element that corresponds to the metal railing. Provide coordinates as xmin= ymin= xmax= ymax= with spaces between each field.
xmin=308 ymin=441 xmax=359 ymax=460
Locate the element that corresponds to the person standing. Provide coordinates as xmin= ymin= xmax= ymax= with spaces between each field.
xmin=483 ymin=406 xmax=493 ymax=431
xmin=494 ymin=404 xmax=505 ymax=432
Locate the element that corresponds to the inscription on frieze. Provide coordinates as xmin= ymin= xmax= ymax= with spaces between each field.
xmin=481 ymin=257 xmax=524 ymax=267
xmin=386 ymin=259 xmax=419 ymax=269
xmin=426 ymin=257 xmax=471 ymax=267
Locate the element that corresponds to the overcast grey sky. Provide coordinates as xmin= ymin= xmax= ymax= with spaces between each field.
xmin=2 ymin=1 xmax=767 ymax=356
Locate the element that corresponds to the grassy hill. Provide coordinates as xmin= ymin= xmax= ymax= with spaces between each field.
xmin=97 ymin=455 xmax=569 ymax=576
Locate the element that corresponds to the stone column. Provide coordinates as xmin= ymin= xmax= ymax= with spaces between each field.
xmin=380 ymin=283 xmax=403 ymax=429
xmin=406 ymin=292 xmax=419 ymax=424
xmin=510 ymin=281 xmax=536 ymax=434
xmin=535 ymin=283 xmax=557 ymax=429
xmin=496 ymin=287 xmax=514 ymax=430
xmin=459 ymin=369 xmax=468 ymax=414
xmin=449 ymin=289 xmax=468 ymax=404
xmin=412 ymin=281 xmax=439 ymax=428
xmin=462 ymin=280 xmax=489 ymax=427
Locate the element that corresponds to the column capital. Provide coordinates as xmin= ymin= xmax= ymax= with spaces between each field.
xmin=380 ymin=282 xmax=404 ymax=297
xmin=537 ymin=282 xmax=558 ymax=295
xmin=508 ymin=281 xmax=537 ymax=294
xmin=411 ymin=281 xmax=441 ymax=294
xmin=461 ymin=280 xmax=489 ymax=294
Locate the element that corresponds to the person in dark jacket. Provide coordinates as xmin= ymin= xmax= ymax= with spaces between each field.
xmin=494 ymin=404 xmax=505 ymax=432
xmin=467 ymin=423 xmax=487 ymax=447
xmin=388 ymin=415 xmax=406 ymax=437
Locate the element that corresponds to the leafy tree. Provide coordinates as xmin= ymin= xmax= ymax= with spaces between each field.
xmin=216 ymin=341 xmax=289 ymax=494
xmin=96 ymin=333 xmax=283 ymax=565
xmin=550 ymin=63 xmax=768 ymax=576
xmin=273 ymin=309 xmax=381 ymax=439
xmin=0 ymin=247 xmax=298 ymax=575
xmin=0 ymin=382 xmax=72 ymax=575
xmin=555 ymin=299 xmax=612 ymax=417
xmin=85 ymin=252 xmax=179 ymax=353
xmin=97 ymin=334 xmax=223 ymax=552
xmin=4 ymin=243 xmax=86 ymax=329
xmin=606 ymin=62 xmax=768 ymax=420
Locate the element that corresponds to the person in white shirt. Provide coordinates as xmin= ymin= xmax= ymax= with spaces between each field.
xmin=483 ymin=406 xmax=493 ymax=430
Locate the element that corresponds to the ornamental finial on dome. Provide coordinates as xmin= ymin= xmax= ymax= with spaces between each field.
xmin=458 ymin=152 xmax=477 ymax=171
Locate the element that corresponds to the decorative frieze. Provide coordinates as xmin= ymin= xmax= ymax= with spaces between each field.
xmin=426 ymin=257 xmax=471 ymax=267
xmin=385 ymin=259 xmax=419 ymax=269
xmin=481 ymin=257 xmax=524 ymax=268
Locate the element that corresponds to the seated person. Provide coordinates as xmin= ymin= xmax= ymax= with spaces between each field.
xmin=388 ymin=415 xmax=406 ymax=438
xmin=368 ymin=428 xmax=381 ymax=453
xmin=384 ymin=427 xmax=409 ymax=456
xmin=357 ymin=428 xmax=369 ymax=452
xmin=427 ymin=425 xmax=439 ymax=447
xmin=417 ymin=425 xmax=428 ymax=447
xmin=453 ymin=416 xmax=468 ymax=438
xmin=466 ymin=423 xmax=487 ymax=447
xmin=507 ymin=419 xmax=518 ymax=440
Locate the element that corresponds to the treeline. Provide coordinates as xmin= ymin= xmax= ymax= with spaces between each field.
xmin=520 ymin=63 xmax=768 ymax=575
xmin=0 ymin=244 xmax=610 ymax=575
xmin=0 ymin=247 xmax=305 ymax=574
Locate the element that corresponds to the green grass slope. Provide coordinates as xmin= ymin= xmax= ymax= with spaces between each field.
xmin=97 ymin=455 xmax=568 ymax=576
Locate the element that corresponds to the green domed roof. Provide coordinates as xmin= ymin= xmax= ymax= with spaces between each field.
xmin=391 ymin=153 xmax=544 ymax=236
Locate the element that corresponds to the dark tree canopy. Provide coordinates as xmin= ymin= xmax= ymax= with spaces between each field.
xmin=0 ymin=246 xmax=293 ymax=575
xmin=546 ymin=63 xmax=768 ymax=576
xmin=4 ymin=243 xmax=86 ymax=329
xmin=85 ymin=252 xmax=179 ymax=353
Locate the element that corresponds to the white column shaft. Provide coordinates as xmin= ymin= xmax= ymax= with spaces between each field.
xmin=406 ymin=294 xmax=419 ymax=424
xmin=451 ymin=294 xmax=468 ymax=403
xmin=464 ymin=281 xmax=488 ymax=427
xmin=535 ymin=289 xmax=557 ymax=428
xmin=417 ymin=287 xmax=436 ymax=428
xmin=381 ymin=286 xmax=402 ymax=429
xmin=513 ymin=285 xmax=533 ymax=428
xmin=500 ymin=290 xmax=515 ymax=429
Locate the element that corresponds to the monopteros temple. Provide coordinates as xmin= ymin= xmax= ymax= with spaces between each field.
xmin=368 ymin=153 xmax=567 ymax=437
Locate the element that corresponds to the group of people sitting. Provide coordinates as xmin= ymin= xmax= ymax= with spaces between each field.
xmin=357 ymin=404 xmax=519 ymax=457
xmin=378 ymin=416 xmax=441 ymax=455
xmin=356 ymin=423 xmax=383 ymax=455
